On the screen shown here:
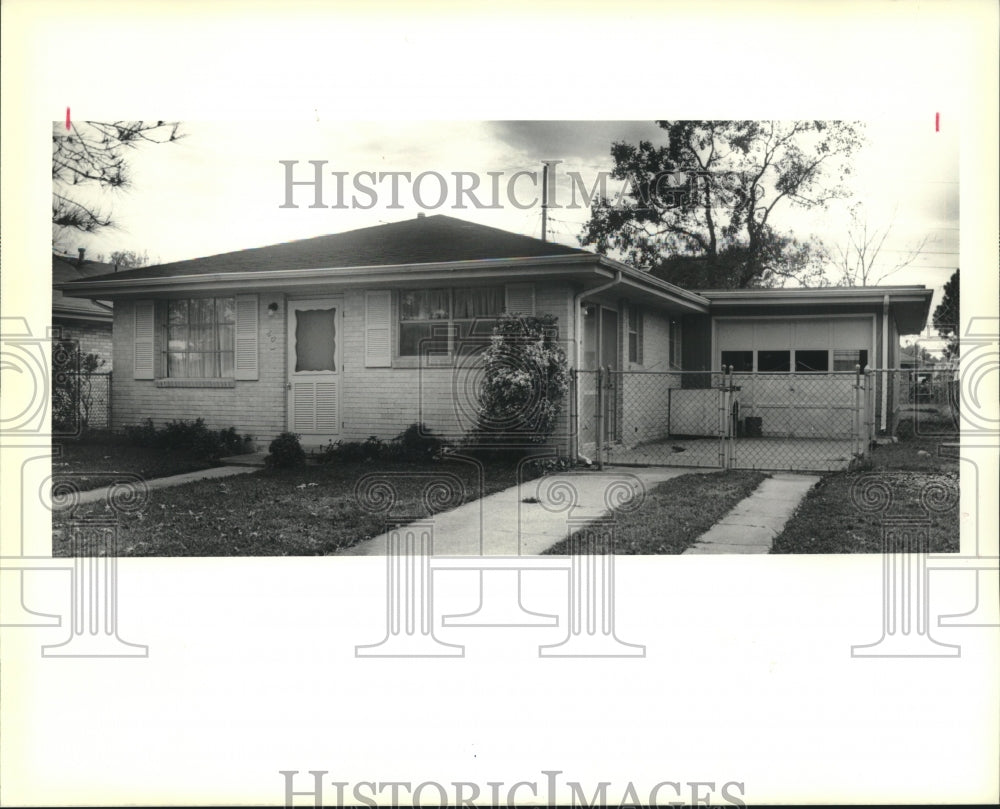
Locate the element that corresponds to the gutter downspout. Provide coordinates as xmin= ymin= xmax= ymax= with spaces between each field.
xmin=572 ymin=271 xmax=624 ymax=464
xmin=882 ymin=294 xmax=890 ymax=432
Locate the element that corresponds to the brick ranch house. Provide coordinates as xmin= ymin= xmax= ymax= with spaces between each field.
xmin=60 ymin=215 xmax=933 ymax=458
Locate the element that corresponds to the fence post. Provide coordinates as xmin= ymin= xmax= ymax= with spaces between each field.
xmin=863 ymin=366 xmax=875 ymax=452
xmin=853 ymin=364 xmax=862 ymax=458
xmin=568 ymin=369 xmax=577 ymax=461
xmin=719 ymin=365 xmax=733 ymax=469
xmin=595 ymin=366 xmax=604 ymax=471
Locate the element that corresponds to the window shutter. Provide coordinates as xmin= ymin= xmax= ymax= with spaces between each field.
xmin=505 ymin=283 xmax=535 ymax=315
xmin=234 ymin=294 xmax=259 ymax=380
xmin=365 ymin=290 xmax=392 ymax=367
xmin=133 ymin=300 xmax=155 ymax=379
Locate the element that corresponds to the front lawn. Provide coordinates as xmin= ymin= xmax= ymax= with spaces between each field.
xmin=52 ymin=457 xmax=530 ymax=556
xmin=542 ymin=470 xmax=767 ymax=555
xmin=53 ymin=437 xmax=220 ymax=492
xmin=771 ymin=420 xmax=959 ymax=554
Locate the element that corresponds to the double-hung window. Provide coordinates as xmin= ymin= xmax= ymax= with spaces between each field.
xmin=398 ymin=286 xmax=505 ymax=357
xmin=165 ymin=297 xmax=236 ymax=378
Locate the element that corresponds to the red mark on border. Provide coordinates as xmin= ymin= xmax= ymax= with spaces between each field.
xmin=66 ymin=107 xmax=71 ymax=130
xmin=935 ymin=112 xmax=939 ymax=132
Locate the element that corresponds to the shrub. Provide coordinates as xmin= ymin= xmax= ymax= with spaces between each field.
xmin=266 ymin=432 xmax=306 ymax=468
xmin=161 ymin=418 xmax=223 ymax=457
xmin=392 ymin=422 xmax=443 ymax=461
xmin=217 ymin=426 xmax=250 ymax=455
xmin=317 ymin=424 xmax=446 ymax=464
xmin=121 ymin=418 xmax=250 ymax=459
xmin=465 ymin=313 xmax=569 ymax=454
xmin=123 ymin=418 xmax=158 ymax=447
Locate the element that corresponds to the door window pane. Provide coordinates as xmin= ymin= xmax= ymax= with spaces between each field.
xmin=295 ymin=308 xmax=337 ymax=372
xmin=601 ymin=309 xmax=618 ymax=370
xmin=582 ymin=305 xmax=598 ymax=370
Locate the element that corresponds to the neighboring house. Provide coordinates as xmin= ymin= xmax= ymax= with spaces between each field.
xmin=52 ymin=249 xmax=115 ymax=368
xmin=59 ymin=215 xmax=933 ymax=455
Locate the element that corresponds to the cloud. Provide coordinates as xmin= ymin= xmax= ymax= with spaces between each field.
xmin=487 ymin=121 xmax=664 ymax=163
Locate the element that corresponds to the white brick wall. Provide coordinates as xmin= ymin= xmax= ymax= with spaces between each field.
xmin=112 ymin=297 xmax=286 ymax=447
xmin=112 ymin=282 xmax=576 ymax=454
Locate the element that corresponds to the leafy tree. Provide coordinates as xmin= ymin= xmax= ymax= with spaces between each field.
xmin=932 ymin=269 xmax=959 ymax=358
xmin=52 ymin=120 xmax=182 ymax=246
xmin=580 ymin=120 xmax=864 ymax=288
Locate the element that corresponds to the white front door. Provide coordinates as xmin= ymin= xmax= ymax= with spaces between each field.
xmin=287 ymin=297 xmax=342 ymax=443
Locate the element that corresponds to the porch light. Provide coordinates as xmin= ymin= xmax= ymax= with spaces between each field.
xmin=267 ymin=301 xmax=279 ymax=317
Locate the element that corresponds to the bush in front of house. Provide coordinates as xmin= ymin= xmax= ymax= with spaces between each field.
xmin=464 ymin=312 xmax=569 ymax=457
xmin=391 ymin=422 xmax=444 ymax=461
xmin=317 ymin=423 xmax=445 ymax=464
xmin=266 ymin=432 xmax=307 ymax=468
xmin=122 ymin=417 xmax=252 ymax=460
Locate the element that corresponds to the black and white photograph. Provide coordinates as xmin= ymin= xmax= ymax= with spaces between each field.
xmin=2 ymin=1 xmax=998 ymax=807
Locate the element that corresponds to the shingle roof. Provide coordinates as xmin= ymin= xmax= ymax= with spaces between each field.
xmin=52 ymin=255 xmax=114 ymax=320
xmin=66 ymin=215 xmax=591 ymax=285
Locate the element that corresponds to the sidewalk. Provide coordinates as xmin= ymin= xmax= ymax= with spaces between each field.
xmin=336 ymin=467 xmax=709 ymax=556
xmin=683 ymin=472 xmax=820 ymax=554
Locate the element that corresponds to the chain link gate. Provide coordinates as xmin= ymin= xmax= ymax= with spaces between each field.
xmin=576 ymin=366 xmax=877 ymax=472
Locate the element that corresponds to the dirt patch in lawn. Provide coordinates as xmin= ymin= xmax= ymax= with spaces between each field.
xmin=771 ymin=422 xmax=959 ymax=554
xmin=542 ymin=470 xmax=767 ymax=555
xmin=52 ymin=458 xmax=529 ymax=557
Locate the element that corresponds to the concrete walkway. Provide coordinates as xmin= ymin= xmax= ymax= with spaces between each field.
xmin=683 ymin=472 xmax=820 ymax=554
xmin=68 ymin=465 xmax=259 ymax=506
xmin=336 ymin=467 xmax=709 ymax=556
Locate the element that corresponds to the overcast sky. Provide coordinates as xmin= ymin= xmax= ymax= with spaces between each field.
xmin=58 ymin=118 xmax=959 ymax=318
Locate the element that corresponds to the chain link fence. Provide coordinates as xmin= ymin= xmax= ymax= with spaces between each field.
xmin=889 ymin=367 xmax=960 ymax=435
xmin=52 ymin=371 xmax=112 ymax=434
xmin=575 ymin=367 xmax=878 ymax=472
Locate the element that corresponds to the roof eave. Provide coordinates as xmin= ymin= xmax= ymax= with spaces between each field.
xmin=59 ymin=254 xmax=709 ymax=314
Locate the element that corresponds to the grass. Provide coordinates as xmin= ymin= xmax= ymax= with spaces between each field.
xmin=542 ymin=470 xmax=767 ymax=555
xmin=53 ymin=435 xmax=220 ymax=492
xmin=52 ymin=457 xmax=531 ymax=557
xmin=771 ymin=417 xmax=959 ymax=554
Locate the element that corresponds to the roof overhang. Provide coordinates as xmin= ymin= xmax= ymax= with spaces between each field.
xmin=52 ymin=309 xmax=114 ymax=324
xmin=59 ymin=253 xmax=712 ymax=314
xmin=698 ymin=286 xmax=934 ymax=335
